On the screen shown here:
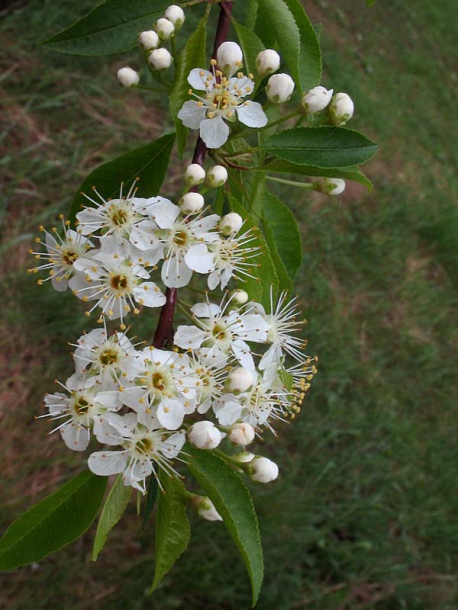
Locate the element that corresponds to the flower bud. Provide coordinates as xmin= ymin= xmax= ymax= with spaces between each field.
xmin=189 ymin=494 xmax=222 ymax=521
xmin=149 ymin=48 xmax=173 ymax=71
xmin=232 ymin=451 xmax=255 ymax=463
xmin=156 ymin=17 xmax=175 ymax=40
xmin=328 ymin=92 xmax=354 ymax=126
xmin=117 ymin=67 xmax=140 ymax=88
xmin=265 ymin=73 xmax=295 ymax=104
xmin=205 ymin=165 xmax=228 ymax=188
xmin=256 ymin=49 xmax=281 ymax=77
xmin=220 ymin=212 xmax=243 ymax=236
xmin=179 ymin=192 xmax=205 ymax=215
xmin=184 ymin=163 xmax=206 ymax=186
xmin=187 ymin=421 xmax=223 ymax=449
xmin=230 ymin=289 xmax=249 ymax=306
xmin=138 ymin=30 xmax=159 ymax=50
xmin=164 ymin=5 xmax=185 ymax=29
xmin=225 ymin=367 xmax=254 ymax=394
xmin=301 ymin=86 xmax=333 ymax=114
xmin=312 ymin=177 xmax=346 ymax=195
xmin=228 ymin=422 xmax=255 ymax=446
xmin=216 ymin=41 xmax=243 ymax=76
xmin=248 ymin=456 xmax=279 ymax=483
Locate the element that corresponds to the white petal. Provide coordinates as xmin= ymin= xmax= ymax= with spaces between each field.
xmin=187 ymin=68 xmax=214 ymax=91
xmin=149 ymin=200 xmax=180 ymax=229
xmin=229 ymin=76 xmax=255 ymax=97
xmin=157 ymin=398 xmax=184 ymax=430
xmin=235 ymin=101 xmax=268 ymax=128
xmin=199 ymin=117 xmax=229 ymax=149
xmin=259 ymin=344 xmax=282 ymax=370
xmin=214 ymin=400 xmax=243 ymax=426
xmin=88 ymin=450 xmax=129 ymax=476
xmin=51 ymin=274 xmax=69 ymax=292
xmin=231 ymin=340 xmax=255 ymax=369
xmin=190 ymin=302 xmax=220 ymax=318
xmin=92 ymin=415 xmax=122 ymax=445
xmin=61 ymin=422 xmax=90 ymax=452
xmin=185 ymin=243 xmax=215 ymax=274
xmin=174 ymin=325 xmax=207 ymax=349
xmin=133 ymin=283 xmax=166 ymax=307
xmin=95 ymin=390 xmax=123 ymax=410
xmin=161 ymin=256 xmax=193 ymax=288
xmin=178 ymin=101 xmax=207 ymax=129
xmin=207 ymin=270 xmax=220 ymax=290
xmin=161 ymin=430 xmax=186 ymax=458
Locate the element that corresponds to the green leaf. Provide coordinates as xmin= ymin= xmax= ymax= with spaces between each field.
xmin=151 ymin=472 xmax=190 ymax=592
xmin=263 ymin=126 xmax=378 ymax=168
xmin=367 ymin=0 xmax=377 ymax=6
xmin=233 ymin=20 xmax=265 ymax=77
xmin=69 ymin=133 xmax=175 ymax=222
xmin=92 ymin=475 xmax=131 ymax=561
xmin=0 ymin=471 xmax=107 ymax=571
xmin=41 ymin=0 xmax=171 ymax=56
xmin=187 ymin=447 xmax=264 ymax=606
xmin=169 ymin=14 xmax=208 ymax=156
xmin=263 ymin=191 xmax=302 ymax=284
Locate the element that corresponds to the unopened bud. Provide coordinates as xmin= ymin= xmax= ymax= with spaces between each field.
xmin=220 ymin=212 xmax=243 ymax=236
xmin=149 ymin=48 xmax=173 ymax=70
xmin=256 ymin=49 xmax=280 ymax=77
xmin=248 ymin=456 xmax=279 ymax=483
xmin=189 ymin=494 xmax=222 ymax=521
xmin=184 ymin=163 xmax=206 ymax=186
xmin=328 ymin=92 xmax=354 ymax=126
xmin=228 ymin=422 xmax=255 ymax=446
xmin=301 ymin=86 xmax=333 ymax=114
xmin=179 ymin=192 xmax=205 ymax=215
xmin=232 ymin=451 xmax=255 ymax=463
xmin=230 ymin=289 xmax=249 ymax=306
xmin=187 ymin=421 xmax=223 ymax=449
xmin=117 ymin=67 xmax=140 ymax=88
xmin=138 ymin=30 xmax=159 ymax=50
xmin=156 ymin=17 xmax=175 ymax=40
xmin=216 ymin=41 xmax=243 ymax=76
xmin=205 ymin=165 xmax=228 ymax=188
xmin=313 ymin=177 xmax=345 ymax=195
xmin=225 ymin=367 xmax=254 ymax=394
xmin=164 ymin=5 xmax=185 ymax=29
xmin=266 ymin=73 xmax=295 ymax=104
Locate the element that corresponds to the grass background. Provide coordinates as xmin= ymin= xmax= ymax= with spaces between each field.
xmin=1 ymin=0 xmax=458 ymax=608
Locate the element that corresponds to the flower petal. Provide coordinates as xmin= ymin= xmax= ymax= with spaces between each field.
xmin=235 ymin=101 xmax=268 ymax=128
xmin=178 ymin=101 xmax=207 ymax=129
xmin=185 ymin=243 xmax=215 ymax=274
xmin=187 ymin=68 xmax=214 ymax=91
xmin=88 ymin=450 xmax=129 ymax=476
xmin=199 ymin=117 xmax=229 ymax=149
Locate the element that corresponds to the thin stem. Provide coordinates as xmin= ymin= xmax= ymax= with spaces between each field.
xmin=266 ymin=176 xmax=314 ymax=188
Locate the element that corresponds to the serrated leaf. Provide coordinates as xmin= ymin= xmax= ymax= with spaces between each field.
xmin=263 ymin=126 xmax=378 ymax=168
xmin=151 ymin=472 xmax=190 ymax=591
xmin=69 ymin=133 xmax=175 ymax=222
xmin=233 ymin=20 xmax=265 ymax=77
xmin=169 ymin=14 xmax=208 ymax=156
xmin=186 ymin=447 xmax=264 ymax=607
xmin=42 ymin=0 xmax=171 ymax=56
xmin=92 ymin=475 xmax=131 ymax=561
xmin=0 ymin=471 xmax=107 ymax=571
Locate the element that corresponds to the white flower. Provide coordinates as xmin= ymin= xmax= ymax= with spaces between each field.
xmin=329 ymin=92 xmax=354 ymax=125
xmin=312 ymin=177 xmax=346 ymax=195
xmin=207 ymin=227 xmax=259 ymax=290
xmin=117 ymin=67 xmax=140 ymax=88
xmin=255 ymin=49 xmax=280 ymax=77
xmin=179 ymin=192 xmax=205 ymax=215
xmin=189 ymin=494 xmax=222 ymax=521
xmin=155 ymin=17 xmax=175 ymax=40
xmin=219 ymin=212 xmax=243 ymax=236
xmin=225 ymin=367 xmax=254 ymax=393
xmin=187 ymin=421 xmax=224 ymax=449
xmin=149 ymin=48 xmax=173 ymax=70
xmin=248 ymin=456 xmax=279 ymax=483
xmin=205 ymin=165 xmax=228 ymax=188
xmin=164 ymin=5 xmax=185 ymax=28
xmin=230 ymin=289 xmax=249 ymax=305
xmin=228 ymin=422 xmax=255 ymax=446
xmin=216 ymin=41 xmax=243 ymax=77
xmin=184 ymin=163 xmax=206 ymax=186
xmin=301 ymin=86 xmax=333 ymax=114
xmin=266 ymin=73 xmax=295 ymax=104
xmin=139 ymin=30 xmax=159 ymax=50
xmin=177 ymin=62 xmax=267 ymax=149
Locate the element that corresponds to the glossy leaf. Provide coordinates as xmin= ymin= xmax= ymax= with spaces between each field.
xmin=69 ymin=133 xmax=175 ymax=222
xmin=42 ymin=0 xmax=171 ymax=56
xmin=0 ymin=471 xmax=107 ymax=571
xmin=187 ymin=447 xmax=264 ymax=607
xmin=233 ymin=20 xmax=265 ymax=77
xmin=151 ymin=472 xmax=190 ymax=591
xmin=92 ymin=475 xmax=131 ymax=561
xmin=263 ymin=126 xmax=378 ymax=168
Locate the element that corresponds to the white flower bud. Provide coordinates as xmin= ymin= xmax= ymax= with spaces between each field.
xmin=156 ymin=17 xmax=175 ymax=40
xmin=138 ymin=30 xmax=159 ymax=50
xmin=179 ymin=192 xmax=205 ymax=215
xmin=265 ymin=73 xmax=295 ymax=104
xmin=228 ymin=422 xmax=255 ymax=446
xmin=116 ymin=67 xmax=140 ymax=88
xmin=225 ymin=367 xmax=254 ymax=394
xmin=328 ymin=92 xmax=354 ymax=125
xmin=230 ymin=289 xmax=249 ymax=305
xmin=190 ymin=495 xmax=222 ymax=521
xmin=301 ymin=86 xmax=333 ymax=114
xmin=164 ymin=5 xmax=185 ymax=29
xmin=149 ymin=48 xmax=173 ymax=71
xmin=255 ymin=49 xmax=281 ymax=77
xmin=248 ymin=456 xmax=279 ymax=483
xmin=187 ymin=421 xmax=223 ymax=450
xmin=216 ymin=41 xmax=243 ymax=76
xmin=205 ymin=165 xmax=228 ymax=188
xmin=184 ymin=163 xmax=206 ymax=186
xmin=220 ymin=212 xmax=243 ymax=236
xmin=313 ymin=177 xmax=346 ymax=195
xmin=232 ymin=451 xmax=255 ymax=463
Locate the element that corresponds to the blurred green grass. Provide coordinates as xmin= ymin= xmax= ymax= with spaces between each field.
xmin=1 ymin=0 xmax=458 ymax=608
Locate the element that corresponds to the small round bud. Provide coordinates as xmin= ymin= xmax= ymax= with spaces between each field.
xmin=138 ymin=30 xmax=159 ymax=50
xmin=216 ymin=41 xmax=243 ymax=76
xmin=232 ymin=451 xmax=255 ymax=463
xmin=230 ymin=289 xmax=249 ymax=306
xmin=228 ymin=422 xmax=255 ymax=446
xmin=149 ymin=48 xmax=173 ymax=71
xmin=205 ymin=165 xmax=228 ymax=188
xmin=265 ymin=73 xmax=295 ymax=104
xmin=248 ymin=456 xmax=279 ymax=483
xmin=189 ymin=494 xmax=222 ymax=521
xmin=255 ymin=49 xmax=281 ymax=77
xmin=184 ymin=163 xmax=206 ymax=186
xmin=187 ymin=421 xmax=224 ymax=450
xmin=313 ymin=177 xmax=346 ymax=195
xmin=220 ymin=212 xmax=243 ymax=236
xmin=225 ymin=367 xmax=254 ymax=394
xmin=179 ymin=192 xmax=205 ymax=215
xmin=164 ymin=5 xmax=185 ymax=29
xmin=156 ymin=17 xmax=175 ymax=40
xmin=301 ymin=86 xmax=333 ymax=114
xmin=328 ymin=92 xmax=354 ymax=126
xmin=116 ymin=67 xmax=140 ymax=88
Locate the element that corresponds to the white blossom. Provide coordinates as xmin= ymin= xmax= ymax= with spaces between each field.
xmin=187 ymin=421 xmax=224 ymax=449
xmin=164 ymin=5 xmax=185 ymax=28
xmin=301 ymin=86 xmax=333 ymax=114
xmin=184 ymin=163 xmax=206 ymax=186
xmin=228 ymin=422 xmax=255 ymax=446
xmin=138 ymin=30 xmax=159 ymax=50
xmin=189 ymin=494 xmax=222 ymax=521
xmin=248 ymin=456 xmax=279 ymax=483
xmin=207 ymin=227 xmax=259 ymax=290
xmin=313 ymin=177 xmax=346 ymax=195
xmin=329 ymin=92 xmax=354 ymax=125
xmin=155 ymin=17 xmax=175 ymax=40
xmin=219 ymin=212 xmax=243 ymax=236
xmin=216 ymin=42 xmax=243 ymax=77
xmin=255 ymin=49 xmax=280 ymax=77
xmin=205 ymin=165 xmax=228 ymax=188
xmin=117 ymin=67 xmax=139 ymax=87
xmin=179 ymin=192 xmax=205 ymax=215
xmin=149 ymin=48 xmax=173 ymax=70
xmin=266 ymin=73 xmax=295 ymax=104
xmin=225 ymin=367 xmax=254 ymax=394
